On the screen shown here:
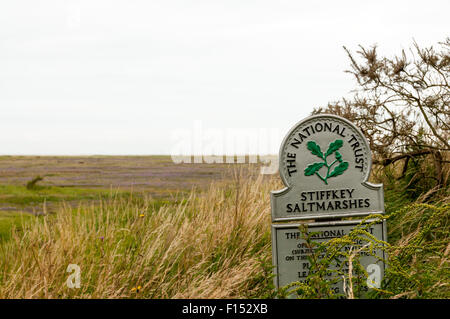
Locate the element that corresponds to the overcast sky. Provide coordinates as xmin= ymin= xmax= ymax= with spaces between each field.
xmin=1 ymin=0 xmax=448 ymax=155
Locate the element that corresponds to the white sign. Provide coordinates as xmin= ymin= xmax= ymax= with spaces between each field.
xmin=272 ymin=114 xmax=384 ymax=221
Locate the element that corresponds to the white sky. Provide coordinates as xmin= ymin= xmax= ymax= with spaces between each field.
xmin=0 ymin=0 xmax=448 ymax=155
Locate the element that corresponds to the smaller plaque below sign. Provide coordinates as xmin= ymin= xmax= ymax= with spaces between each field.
xmin=272 ymin=219 xmax=387 ymax=298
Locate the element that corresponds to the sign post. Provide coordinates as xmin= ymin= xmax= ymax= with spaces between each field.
xmin=271 ymin=114 xmax=386 ymax=297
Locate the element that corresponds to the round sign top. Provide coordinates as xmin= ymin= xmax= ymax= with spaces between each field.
xmin=279 ymin=114 xmax=372 ymax=189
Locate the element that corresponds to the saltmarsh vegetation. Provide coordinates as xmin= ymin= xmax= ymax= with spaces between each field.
xmin=0 ymin=169 xmax=277 ymax=298
xmin=0 ymin=161 xmax=447 ymax=298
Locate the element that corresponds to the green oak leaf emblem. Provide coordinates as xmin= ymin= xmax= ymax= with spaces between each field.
xmin=304 ymin=139 xmax=348 ymax=184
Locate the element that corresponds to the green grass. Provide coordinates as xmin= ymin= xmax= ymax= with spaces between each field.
xmin=0 ymin=184 xmax=135 ymax=242
xmin=0 ymin=183 xmax=182 ymax=245
xmin=0 ymin=211 xmax=34 ymax=241
xmin=0 ymin=185 xmax=117 ymax=206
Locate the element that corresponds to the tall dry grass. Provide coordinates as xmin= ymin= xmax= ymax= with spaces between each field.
xmin=0 ymin=168 xmax=281 ymax=298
